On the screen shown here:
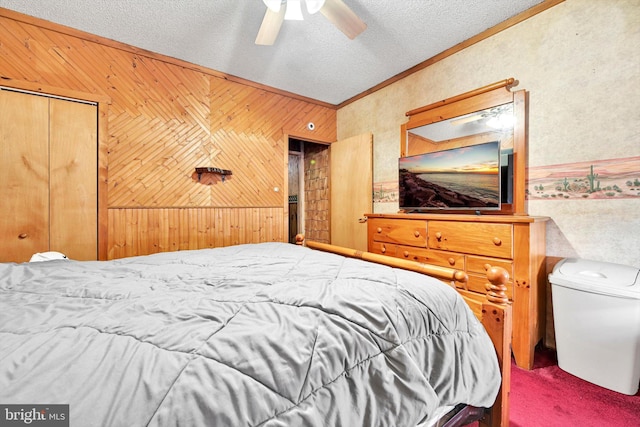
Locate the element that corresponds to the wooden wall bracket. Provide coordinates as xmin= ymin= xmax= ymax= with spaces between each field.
xmin=195 ymin=167 xmax=232 ymax=182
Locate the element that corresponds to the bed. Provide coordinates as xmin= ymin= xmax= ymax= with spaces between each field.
xmin=0 ymin=240 xmax=511 ymax=426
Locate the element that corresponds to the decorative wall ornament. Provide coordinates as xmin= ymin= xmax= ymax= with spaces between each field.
xmin=195 ymin=167 xmax=233 ymax=182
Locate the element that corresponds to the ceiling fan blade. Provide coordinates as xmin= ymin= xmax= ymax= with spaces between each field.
xmin=255 ymin=7 xmax=285 ymax=45
xmin=320 ymin=0 xmax=366 ymax=40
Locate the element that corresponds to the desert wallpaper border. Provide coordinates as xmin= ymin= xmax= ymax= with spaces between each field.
xmin=373 ymin=155 xmax=640 ymax=204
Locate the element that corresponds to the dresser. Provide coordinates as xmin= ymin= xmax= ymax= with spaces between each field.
xmin=366 ymin=213 xmax=548 ymax=370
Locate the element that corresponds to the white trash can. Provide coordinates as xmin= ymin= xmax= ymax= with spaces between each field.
xmin=549 ymin=258 xmax=640 ymax=395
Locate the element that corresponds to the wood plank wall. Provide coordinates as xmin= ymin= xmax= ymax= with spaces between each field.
xmin=108 ymin=207 xmax=283 ymax=259
xmin=0 ymin=8 xmax=337 ymax=259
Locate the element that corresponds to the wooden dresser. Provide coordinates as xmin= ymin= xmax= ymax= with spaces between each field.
xmin=366 ymin=213 xmax=548 ymax=370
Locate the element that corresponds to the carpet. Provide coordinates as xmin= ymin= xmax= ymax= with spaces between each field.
xmin=508 ymin=347 xmax=640 ymax=426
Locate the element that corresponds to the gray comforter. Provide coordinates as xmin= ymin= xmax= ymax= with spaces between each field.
xmin=0 ymin=243 xmax=500 ymax=426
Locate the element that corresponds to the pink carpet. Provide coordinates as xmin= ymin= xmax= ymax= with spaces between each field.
xmin=508 ymin=347 xmax=640 ymax=426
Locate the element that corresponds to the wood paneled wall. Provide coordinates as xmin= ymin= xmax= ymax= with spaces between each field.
xmin=0 ymin=8 xmax=337 ymax=259
xmin=108 ymin=207 xmax=283 ymax=259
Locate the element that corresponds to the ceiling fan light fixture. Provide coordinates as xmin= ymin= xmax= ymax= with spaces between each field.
xmin=256 ymin=0 xmax=363 ymax=45
xmin=262 ymin=0 xmax=283 ymax=13
xmin=284 ymin=0 xmax=304 ymax=20
xmin=305 ymin=0 xmax=326 ymax=14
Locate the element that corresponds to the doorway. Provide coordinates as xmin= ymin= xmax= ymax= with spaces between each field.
xmin=287 ymin=133 xmax=372 ymax=249
xmin=288 ymin=138 xmax=330 ymax=244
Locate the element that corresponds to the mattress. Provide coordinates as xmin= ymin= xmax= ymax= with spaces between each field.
xmin=0 ymin=242 xmax=500 ymax=426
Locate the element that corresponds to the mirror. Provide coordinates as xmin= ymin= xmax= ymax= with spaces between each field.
xmin=401 ymin=79 xmax=527 ymax=215
xmin=407 ymin=103 xmax=515 ymax=205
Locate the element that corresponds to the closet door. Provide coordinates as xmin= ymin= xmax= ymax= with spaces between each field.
xmin=50 ymin=98 xmax=98 ymax=260
xmin=0 ymin=90 xmax=50 ymax=262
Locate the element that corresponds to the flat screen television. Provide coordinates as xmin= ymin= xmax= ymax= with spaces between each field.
xmin=399 ymin=141 xmax=504 ymax=213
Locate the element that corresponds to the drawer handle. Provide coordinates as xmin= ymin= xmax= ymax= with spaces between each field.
xmin=381 ymin=245 xmax=387 ymax=254
xmin=414 ymin=230 xmax=420 ymax=238
xmin=448 ymin=257 xmax=455 ymax=266
xmin=18 ymin=233 xmax=28 ymax=239
xmin=377 ymin=227 xmax=382 ymax=234
xmin=484 ymin=263 xmax=492 ymax=271
xmin=492 ymin=237 xmax=502 ymax=246
xmin=435 ymin=232 xmax=442 ymax=241
xmin=403 ymin=251 xmax=409 ymax=258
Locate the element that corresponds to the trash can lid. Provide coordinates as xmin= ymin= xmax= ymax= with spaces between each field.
xmin=549 ymin=258 xmax=640 ymax=299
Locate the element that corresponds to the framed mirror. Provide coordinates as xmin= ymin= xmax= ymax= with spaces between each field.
xmin=400 ymin=78 xmax=527 ymax=215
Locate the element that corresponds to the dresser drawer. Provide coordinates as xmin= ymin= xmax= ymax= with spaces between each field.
xmin=370 ymin=219 xmax=427 ymax=247
xmin=427 ymin=221 xmax=513 ymax=258
xmin=369 ymin=241 xmax=397 ymax=256
xmin=395 ymin=245 xmax=464 ymax=269
xmin=467 ymin=255 xmax=514 ymax=277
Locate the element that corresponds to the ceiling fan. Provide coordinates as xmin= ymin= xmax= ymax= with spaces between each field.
xmin=255 ymin=0 xmax=367 ymax=45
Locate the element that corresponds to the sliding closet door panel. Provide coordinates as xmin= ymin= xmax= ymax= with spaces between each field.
xmin=50 ymin=98 xmax=98 ymax=260
xmin=0 ymin=90 xmax=50 ymax=262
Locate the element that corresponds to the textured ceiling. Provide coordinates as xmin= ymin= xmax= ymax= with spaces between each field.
xmin=0 ymin=0 xmax=544 ymax=105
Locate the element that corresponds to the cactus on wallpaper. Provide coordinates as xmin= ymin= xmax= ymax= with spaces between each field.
xmin=587 ymin=165 xmax=601 ymax=192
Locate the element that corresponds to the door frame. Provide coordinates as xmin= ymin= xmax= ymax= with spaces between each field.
xmin=287 ymin=149 xmax=304 ymax=243
xmin=1 ymin=79 xmax=111 ymax=259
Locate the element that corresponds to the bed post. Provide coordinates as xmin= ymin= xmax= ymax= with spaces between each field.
xmin=478 ymin=268 xmax=512 ymax=427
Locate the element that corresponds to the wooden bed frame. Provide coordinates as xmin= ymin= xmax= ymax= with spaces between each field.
xmin=298 ymin=237 xmax=512 ymax=427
